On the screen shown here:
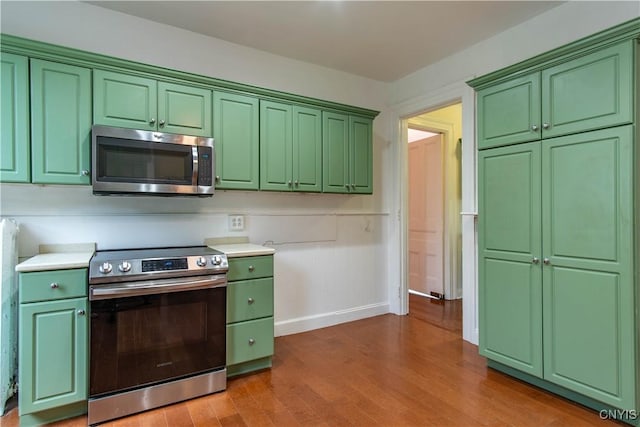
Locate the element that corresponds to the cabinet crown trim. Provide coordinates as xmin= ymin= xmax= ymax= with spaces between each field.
xmin=0 ymin=33 xmax=379 ymax=119
xmin=467 ymin=17 xmax=640 ymax=89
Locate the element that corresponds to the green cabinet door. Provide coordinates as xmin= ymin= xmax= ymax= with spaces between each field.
xmin=349 ymin=116 xmax=373 ymax=194
xmin=30 ymin=60 xmax=91 ymax=184
xmin=213 ymin=92 xmax=259 ymax=190
xmin=158 ymin=82 xmax=212 ymax=136
xmin=477 ymin=72 xmax=541 ymax=150
xmin=542 ymin=41 xmax=633 ymax=139
xmin=478 ymin=142 xmax=543 ymax=377
xmin=541 ymin=126 xmax=635 ymax=409
xmin=1 ymin=53 xmax=30 ymax=183
xmin=260 ymin=100 xmax=293 ymax=191
xmin=18 ymin=297 xmax=88 ymax=415
xmin=293 ymin=106 xmax=322 ymax=192
xmin=93 ymin=69 xmax=157 ymax=131
xmin=322 ymin=111 xmax=349 ymax=193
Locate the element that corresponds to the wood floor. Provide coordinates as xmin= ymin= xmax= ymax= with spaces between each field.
xmin=1 ymin=301 xmax=621 ymax=427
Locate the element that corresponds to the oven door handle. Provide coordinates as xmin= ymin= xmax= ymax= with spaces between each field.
xmin=89 ymin=274 xmax=227 ymax=300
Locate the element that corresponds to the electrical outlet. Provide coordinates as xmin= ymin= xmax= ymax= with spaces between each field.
xmin=228 ymin=214 xmax=245 ymax=231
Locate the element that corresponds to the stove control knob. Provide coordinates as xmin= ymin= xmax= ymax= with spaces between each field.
xmin=118 ymin=261 xmax=132 ymax=273
xmin=211 ymin=255 xmax=222 ymax=266
xmin=99 ymin=262 xmax=113 ymax=274
xmin=196 ymin=256 xmax=207 ymax=267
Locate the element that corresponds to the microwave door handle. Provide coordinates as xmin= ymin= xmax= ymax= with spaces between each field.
xmin=191 ymin=146 xmax=199 ymax=186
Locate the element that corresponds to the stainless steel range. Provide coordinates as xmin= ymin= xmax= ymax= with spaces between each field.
xmin=87 ymin=246 xmax=229 ymax=425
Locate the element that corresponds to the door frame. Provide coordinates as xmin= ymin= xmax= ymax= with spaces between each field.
xmin=391 ymin=79 xmax=478 ymax=344
xmin=408 ymin=118 xmax=458 ymax=300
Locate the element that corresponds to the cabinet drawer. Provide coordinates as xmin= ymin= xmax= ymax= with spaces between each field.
xmin=19 ymin=269 xmax=88 ymax=303
xmin=227 ymin=256 xmax=273 ymax=281
xmin=226 ymin=317 xmax=274 ymax=366
xmin=227 ymin=278 xmax=273 ymax=323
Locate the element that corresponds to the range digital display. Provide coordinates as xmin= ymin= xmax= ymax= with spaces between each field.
xmin=142 ymin=258 xmax=188 ymax=272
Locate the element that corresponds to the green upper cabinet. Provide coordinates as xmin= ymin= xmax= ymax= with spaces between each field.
xmin=30 ymin=59 xmax=91 ymax=185
xmin=322 ymin=112 xmax=349 ymax=193
xmin=349 ymin=116 xmax=373 ymax=194
xmin=260 ymin=100 xmax=292 ymax=191
xmin=478 ymin=142 xmax=543 ymax=377
xmin=477 ymin=73 xmax=541 ymax=149
xmin=541 ymin=126 xmax=635 ymax=410
xmin=93 ymin=70 xmax=212 ymax=136
xmin=260 ymin=101 xmax=322 ymax=192
xmin=158 ymin=82 xmax=211 ymax=136
xmin=0 ymin=52 xmax=30 ymax=183
xmin=293 ymin=106 xmax=322 ymax=192
xmin=541 ymin=41 xmax=633 ymax=139
xmin=477 ymin=40 xmax=633 ymax=150
xmin=323 ymin=112 xmax=372 ymax=194
xmin=213 ymin=92 xmax=259 ymax=190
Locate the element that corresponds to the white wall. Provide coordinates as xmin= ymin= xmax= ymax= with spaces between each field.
xmin=0 ymin=1 xmax=393 ymax=336
xmin=388 ymin=1 xmax=640 ymax=344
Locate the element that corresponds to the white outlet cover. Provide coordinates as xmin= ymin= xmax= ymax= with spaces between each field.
xmin=228 ymin=214 xmax=244 ymax=231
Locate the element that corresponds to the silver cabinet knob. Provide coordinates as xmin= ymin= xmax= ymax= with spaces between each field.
xmin=215 ymin=176 xmax=220 ymax=183
xmin=81 ymin=170 xmax=90 ymax=176
xmin=248 ymin=265 xmax=255 ymax=272
xmin=345 ymin=184 xmax=349 ymax=189
xmin=532 ymin=257 xmax=540 ymax=264
xmin=543 ymin=258 xmax=551 ymax=265
xmin=50 ymin=282 xmax=59 ymax=289
xmin=248 ymin=338 xmax=256 ymax=345
xmin=149 ymin=118 xmax=156 ymax=125
xmin=159 ymin=120 xmax=165 ymax=127
xmin=542 ymin=123 xmax=550 ymax=129
xmin=294 ymin=180 xmax=299 ymax=187
xmin=531 ymin=124 xmax=539 ymax=132
xmin=77 ymin=309 xmax=86 ymax=316
xmin=351 ymin=184 xmax=356 ymax=189
xmin=247 ymin=297 xmax=255 ymax=305
xmin=288 ymin=180 xmax=292 ymax=187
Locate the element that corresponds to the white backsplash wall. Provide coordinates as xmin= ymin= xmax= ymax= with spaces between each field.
xmin=2 ymin=183 xmax=390 ymax=335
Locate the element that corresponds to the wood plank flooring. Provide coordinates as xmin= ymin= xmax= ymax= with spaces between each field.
xmin=0 ymin=305 xmax=622 ymax=426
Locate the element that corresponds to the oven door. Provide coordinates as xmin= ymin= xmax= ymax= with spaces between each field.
xmin=89 ymin=275 xmax=226 ymax=398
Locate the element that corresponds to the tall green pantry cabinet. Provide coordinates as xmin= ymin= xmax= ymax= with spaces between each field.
xmin=470 ymin=19 xmax=640 ymax=423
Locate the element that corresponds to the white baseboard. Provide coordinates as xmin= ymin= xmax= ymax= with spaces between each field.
xmin=274 ymin=302 xmax=390 ymax=337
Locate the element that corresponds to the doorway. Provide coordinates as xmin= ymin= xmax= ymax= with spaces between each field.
xmin=406 ymin=103 xmax=462 ymax=333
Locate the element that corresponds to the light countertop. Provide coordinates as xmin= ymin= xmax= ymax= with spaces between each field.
xmin=16 ymin=251 xmax=94 ymax=272
xmin=209 ymin=243 xmax=275 ymax=258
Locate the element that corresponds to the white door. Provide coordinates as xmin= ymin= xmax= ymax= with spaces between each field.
xmin=408 ymin=134 xmax=444 ymax=296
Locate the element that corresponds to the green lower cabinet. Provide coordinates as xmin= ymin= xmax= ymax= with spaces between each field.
xmin=226 ymin=255 xmax=274 ymax=377
xmin=478 ymin=142 xmax=543 ymax=377
xmin=30 ymin=59 xmax=91 ymax=185
xmin=226 ymin=318 xmax=274 ymax=366
xmin=1 ymin=52 xmax=30 ymax=183
xmin=541 ymin=127 xmax=635 ymax=409
xmin=18 ymin=269 xmax=89 ymax=425
xmin=479 ymin=126 xmax=636 ymax=412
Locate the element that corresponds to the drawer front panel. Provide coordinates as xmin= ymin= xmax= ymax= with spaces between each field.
xmin=19 ymin=269 xmax=88 ymax=303
xmin=227 ymin=255 xmax=273 ymax=281
xmin=227 ymin=278 xmax=273 ymax=323
xmin=226 ymin=317 xmax=274 ymax=366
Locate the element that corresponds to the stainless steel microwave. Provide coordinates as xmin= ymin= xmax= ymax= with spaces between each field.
xmin=91 ymin=125 xmax=215 ymax=197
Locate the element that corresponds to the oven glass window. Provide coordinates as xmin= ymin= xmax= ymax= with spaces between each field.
xmin=90 ymin=287 xmax=226 ymax=397
xmin=97 ymin=137 xmax=192 ymax=185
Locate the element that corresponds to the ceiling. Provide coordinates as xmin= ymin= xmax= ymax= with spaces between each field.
xmin=88 ymin=1 xmax=564 ymax=82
